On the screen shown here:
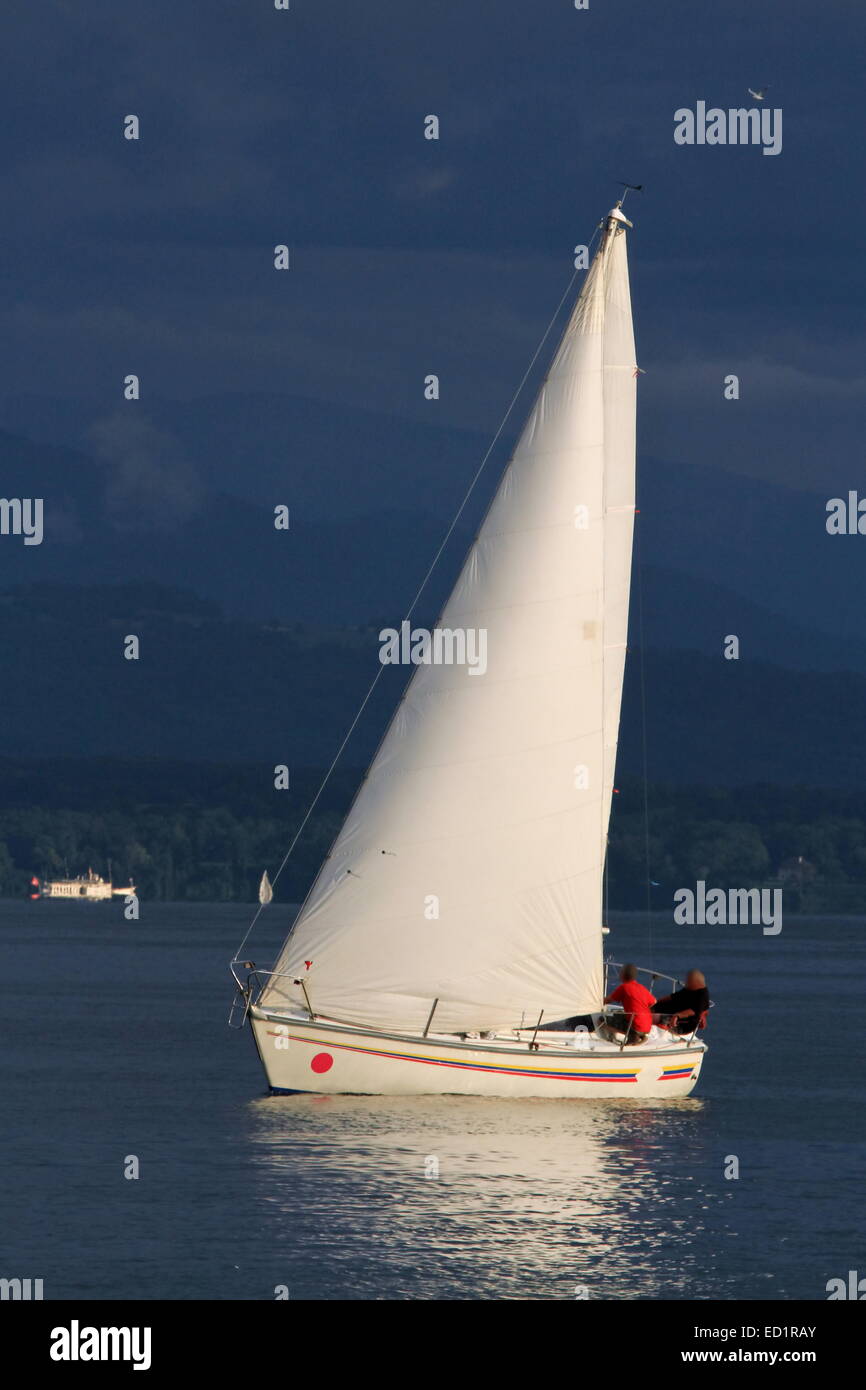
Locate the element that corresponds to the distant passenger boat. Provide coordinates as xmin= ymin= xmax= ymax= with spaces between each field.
xmin=35 ymin=868 xmax=135 ymax=901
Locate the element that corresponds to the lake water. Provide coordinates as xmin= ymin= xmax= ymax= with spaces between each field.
xmin=1 ymin=900 xmax=862 ymax=1301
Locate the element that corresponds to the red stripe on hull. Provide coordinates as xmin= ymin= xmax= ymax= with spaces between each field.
xmin=266 ymin=1030 xmax=640 ymax=1083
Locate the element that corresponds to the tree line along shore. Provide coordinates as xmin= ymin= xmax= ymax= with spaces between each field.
xmin=2 ymin=761 xmax=866 ymax=911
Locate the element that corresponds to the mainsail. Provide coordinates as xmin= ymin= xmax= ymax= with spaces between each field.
xmin=262 ymin=208 xmax=637 ymax=1034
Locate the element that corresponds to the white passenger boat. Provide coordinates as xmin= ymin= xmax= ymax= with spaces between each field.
xmin=37 ymin=868 xmax=135 ymax=901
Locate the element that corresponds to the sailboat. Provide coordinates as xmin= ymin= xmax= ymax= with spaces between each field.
xmin=231 ymin=202 xmax=707 ymax=1098
xmin=258 ymin=870 xmax=274 ymax=906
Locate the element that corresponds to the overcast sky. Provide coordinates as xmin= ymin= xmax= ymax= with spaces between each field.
xmin=2 ymin=0 xmax=864 ymax=508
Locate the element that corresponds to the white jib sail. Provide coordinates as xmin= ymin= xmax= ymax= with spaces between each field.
xmin=259 ymin=871 xmax=274 ymax=906
xmin=262 ymin=210 xmax=636 ymax=1034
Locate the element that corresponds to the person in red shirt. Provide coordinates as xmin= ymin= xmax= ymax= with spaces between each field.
xmin=601 ymin=963 xmax=656 ymax=1044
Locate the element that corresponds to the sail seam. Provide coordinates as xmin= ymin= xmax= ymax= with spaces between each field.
xmin=299 ymin=811 xmax=604 ymax=867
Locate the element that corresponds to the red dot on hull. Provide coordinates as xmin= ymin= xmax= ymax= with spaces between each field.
xmin=310 ymin=1053 xmax=333 ymax=1074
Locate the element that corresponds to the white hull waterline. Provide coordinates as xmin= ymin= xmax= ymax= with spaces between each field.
xmin=248 ymin=1007 xmax=706 ymax=1099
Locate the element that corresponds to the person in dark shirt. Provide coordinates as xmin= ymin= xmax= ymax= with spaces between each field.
xmin=652 ymin=970 xmax=710 ymax=1035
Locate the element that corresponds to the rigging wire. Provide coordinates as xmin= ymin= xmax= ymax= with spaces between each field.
xmin=231 ymin=222 xmax=603 ymax=966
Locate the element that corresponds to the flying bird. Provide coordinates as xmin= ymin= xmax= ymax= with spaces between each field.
xmin=748 ymin=86 xmax=770 ymax=100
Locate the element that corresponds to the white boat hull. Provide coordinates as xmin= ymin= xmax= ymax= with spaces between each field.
xmin=249 ymin=1008 xmax=706 ymax=1099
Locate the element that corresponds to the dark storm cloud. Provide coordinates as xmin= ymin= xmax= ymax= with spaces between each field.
xmin=0 ymin=0 xmax=864 ymax=497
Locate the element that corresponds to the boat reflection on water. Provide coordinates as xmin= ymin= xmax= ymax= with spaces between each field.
xmin=243 ymin=1094 xmax=729 ymax=1301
